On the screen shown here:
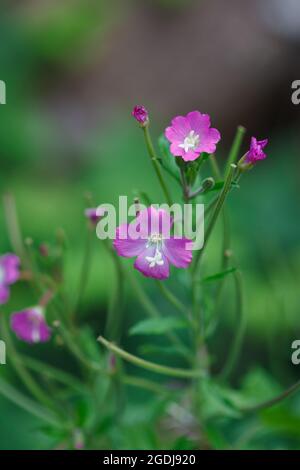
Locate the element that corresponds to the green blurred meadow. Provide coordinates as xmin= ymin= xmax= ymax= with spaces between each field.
xmin=0 ymin=0 xmax=300 ymax=449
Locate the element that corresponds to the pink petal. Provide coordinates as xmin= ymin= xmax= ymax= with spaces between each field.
xmin=165 ymin=127 xmax=182 ymax=144
xmin=181 ymin=150 xmax=201 ymax=162
xmin=259 ymin=138 xmax=268 ymax=149
xmin=134 ymin=246 xmax=170 ymax=280
xmin=208 ymin=127 xmax=221 ymax=144
xmin=10 ymin=308 xmax=51 ymax=344
xmin=0 ymin=253 xmax=20 ymax=285
xmin=186 ymin=111 xmax=210 ymax=134
xmin=170 ymin=116 xmax=191 ymax=138
xmin=195 ymin=128 xmax=220 ymax=154
xmin=170 ymin=142 xmax=185 ymax=157
xmin=113 ymin=223 xmax=146 ymax=258
xmin=136 ymin=207 xmax=173 ymax=238
xmin=163 ymin=238 xmax=193 ymax=268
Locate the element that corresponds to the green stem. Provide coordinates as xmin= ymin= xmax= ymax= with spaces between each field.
xmin=179 ymin=166 xmax=189 ymax=203
xmin=74 ymin=226 xmax=93 ymax=318
xmin=143 ymin=126 xmax=173 ymax=206
xmin=55 ymin=321 xmax=104 ymax=373
xmin=224 ymin=126 xmax=246 ymax=179
xmin=105 ymin=242 xmax=124 ymax=341
xmin=110 ymin=257 xmax=191 ymax=361
xmin=0 ymin=315 xmax=57 ymax=412
xmin=193 ymin=164 xmax=236 ymax=274
xmin=241 ymin=380 xmax=300 ymax=413
xmin=155 ymin=280 xmax=193 ymax=326
xmin=3 ymin=193 xmax=29 ymax=267
xmin=123 ymin=375 xmax=171 ymax=395
xmin=0 ymin=377 xmax=62 ymax=427
xmin=98 ymin=336 xmax=204 ymax=379
xmin=210 ymin=154 xmax=222 ymax=180
xmin=219 ymin=270 xmax=246 ymax=380
xmin=21 ymin=355 xmax=84 ymax=393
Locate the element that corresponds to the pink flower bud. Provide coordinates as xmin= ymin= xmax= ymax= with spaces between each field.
xmin=131 ymin=105 xmax=149 ymax=126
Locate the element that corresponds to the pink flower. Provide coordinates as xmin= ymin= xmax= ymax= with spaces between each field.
xmin=245 ymin=137 xmax=268 ymax=165
xmin=131 ymin=105 xmax=149 ymax=126
xmin=113 ymin=207 xmax=192 ymax=280
xmin=165 ymin=110 xmax=221 ymax=162
xmin=84 ymin=207 xmax=105 ymax=225
xmin=0 ymin=253 xmax=20 ymax=304
xmin=10 ymin=306 xmax=51 ymax=343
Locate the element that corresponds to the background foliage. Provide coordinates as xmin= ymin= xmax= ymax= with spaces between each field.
xmin=0 ymin=0 xmax=300 ymax=449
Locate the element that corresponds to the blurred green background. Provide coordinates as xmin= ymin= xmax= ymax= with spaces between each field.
xmin=0 ymin=0 xmax=300 ymax=449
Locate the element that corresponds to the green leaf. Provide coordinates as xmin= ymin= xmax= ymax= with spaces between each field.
xmin=200 ymin=379 xmax=242 ymax=420
xmin=158 ymin=135 xmax=181 ymax=183
xmin=202 ymin=267 xmax=237 ymax=283
xmin=129 ymin=316 xmax=188 ymax=336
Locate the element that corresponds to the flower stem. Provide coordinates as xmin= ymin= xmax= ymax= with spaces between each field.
xmin=98 ymin=336 xmax=204 ymax=379
xmin=241 ymin=380 xmax=300 ymax=414
xmin=143 ymin=126 xmax=173 ymax=206
xmin=21 ymin=355 xmax=84 ymax=393
xmin=155 ymin=280 xmax=193 ymax=326
xmin=0 ymin=314 xmax=58 ymax=412
xmin=179 ymin=166 xmax=189 ymax=203
xmin=54 ymin=321 xmax=104 ymax=373
xmin=106 ymin=247 xmax=192 ymax=361
xmin=224 ymin=125 xmax=246 ymax=179
xmin=193 ymin=164 xmax=236 ymax=274
xmin=123 ymin=375 xmax=171 ymax=395
xmin=74 ymin=226 xmax=94 ymax=318
xmin=3 ymin=193 xmax=29 ymax=267
xmin=219 ymin=270 xmax=246 ymax=380
xmin=105 ymin=242 xmax=124 ymax=341
xmin=0 ymin=377 xmax=62 ymax=427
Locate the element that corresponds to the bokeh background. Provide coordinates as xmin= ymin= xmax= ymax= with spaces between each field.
xmin=0 ymin=0 xmax=300 ymax=449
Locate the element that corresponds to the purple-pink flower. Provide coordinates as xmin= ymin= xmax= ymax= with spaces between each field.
xmin=165 ymin=111 xmax=221 ymax=162
xmin=131 ymin=105 xmax=149 ymax=126
xmin=84 ymin=207 xmax=105 ymax=225
xmin=113 ymin=207 xmax=192 ymax=280
xmin=10 ymin=306 xmax=51 ymax=344
xmin=0 ymin=253 xmax=20 ymax=305
xmin=245 ymin=137 xmax=268 ymax=165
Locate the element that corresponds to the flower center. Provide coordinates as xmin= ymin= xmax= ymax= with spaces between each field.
xmin=148 ymin=233 xmax=163 ymax=244
xmin=0 ymin=266 xmax=5 ymax=285
xmin=179 ymin=130 xmax=200 ymax=153
xmin=146 ymin=233 xmax=164 ymax=268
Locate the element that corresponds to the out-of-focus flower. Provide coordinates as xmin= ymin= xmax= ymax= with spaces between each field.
xmin=113 ymin=207 xmax=192 ymax=280
xmin=73 ymin=429 xmax=85 ymax=450
xmin=39 ymin=243 xmax=49 ymax=257
xmin=10 ymin=306 xmax=51 ymax=344
xmin=131 ymin=105 xmax=149 ymax=126
xmin=244 ymin=137 xmax=268 ymax=165
xmin=84 ymin=207 xmax=105 ymax=225
xmin=0 ymin=253 xmax=20 ymax=304
xmin=165 ymin=111 xmax=221 ymax=162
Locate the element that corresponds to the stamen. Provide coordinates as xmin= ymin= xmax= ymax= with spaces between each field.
xmin=179 ymin=130 xmax=200 ymax=153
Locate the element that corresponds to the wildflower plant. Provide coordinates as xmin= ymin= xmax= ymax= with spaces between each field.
xmin=0 ymin=104 xmax=297 ymax=451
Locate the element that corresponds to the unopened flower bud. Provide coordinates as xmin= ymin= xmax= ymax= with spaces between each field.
xmin=201 ymin=177 xmax=215 ymax=193
xmin=131 ymin=105 xmax=149 ymax=127
xmin=238 ymin=137 xmax=268 ymax=171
